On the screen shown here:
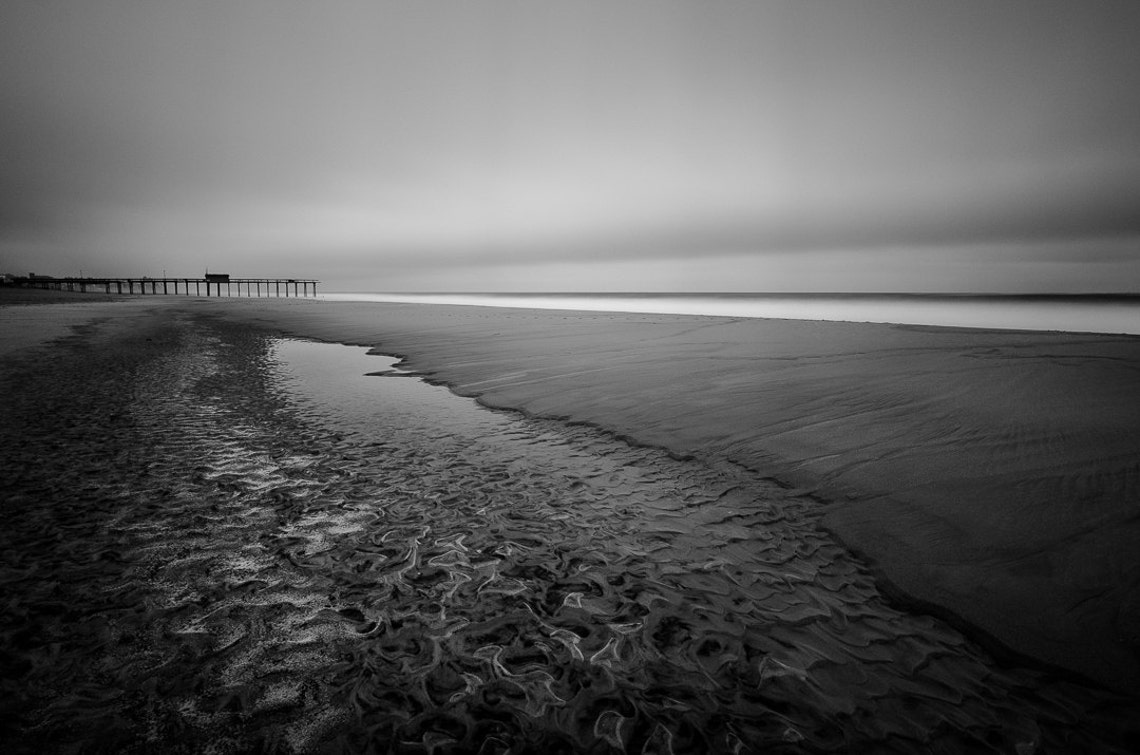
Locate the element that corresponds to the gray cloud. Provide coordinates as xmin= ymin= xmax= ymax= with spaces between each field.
xmin=3 ymin=0 xmax=1140 ymax=291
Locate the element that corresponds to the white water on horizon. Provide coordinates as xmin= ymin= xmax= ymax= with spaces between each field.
xmin=320 ymin=292 xmax=1140 ymax=336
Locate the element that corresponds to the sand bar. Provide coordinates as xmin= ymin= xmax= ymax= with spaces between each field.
xmin=164 ymin=296 xmax=1140 ymax=695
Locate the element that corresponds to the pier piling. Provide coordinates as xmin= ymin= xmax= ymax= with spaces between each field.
xmin=11 ymin=276 xmax=319 ymax=298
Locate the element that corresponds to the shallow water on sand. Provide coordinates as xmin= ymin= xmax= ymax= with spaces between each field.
xmin=1 ymin=314 xmax=1136 ymax=753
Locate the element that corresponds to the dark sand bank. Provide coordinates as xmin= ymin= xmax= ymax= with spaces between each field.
xmin=0 ymin=291 xmax=159 ymax=357
xmin=184 ymin=297 xmax=1140 ymax=695
xmin=0 ymin=285 xmax=134 ymax=305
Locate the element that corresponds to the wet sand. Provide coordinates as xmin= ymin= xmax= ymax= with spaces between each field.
xmin=0 ymin=287 xmax=140 ymax=355
xmin=185 ymin=297 xmax=1140 ymax=697
xmin=2 ymin=295 xmax=1138 ymax=752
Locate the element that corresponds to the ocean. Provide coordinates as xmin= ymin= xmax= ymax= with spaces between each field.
xmin=320 ymin=292 xmax=1140 ymax=336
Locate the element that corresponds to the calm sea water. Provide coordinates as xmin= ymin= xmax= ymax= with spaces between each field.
xmin=321 ymin=293 xmax=1140 ymax=336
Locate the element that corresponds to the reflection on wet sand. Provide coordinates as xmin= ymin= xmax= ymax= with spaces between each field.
xmin=0 ymin=312 xmax=1135 ymax=753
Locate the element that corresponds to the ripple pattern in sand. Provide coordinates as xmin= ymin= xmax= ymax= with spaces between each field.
xmin=1 ymin=314 xmax=1136 ymax=754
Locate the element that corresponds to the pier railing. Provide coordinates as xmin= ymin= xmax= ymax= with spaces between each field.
xmin=11 ymin=277 xmax=319 ymax=298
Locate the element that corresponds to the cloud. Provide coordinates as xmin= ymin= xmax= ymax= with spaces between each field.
xmin=3 ymin=1 xmax=1140 ymax=291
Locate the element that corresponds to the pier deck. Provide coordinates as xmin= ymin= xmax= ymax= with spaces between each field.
xmin=11 ymin=277 xmax=319 ymax=298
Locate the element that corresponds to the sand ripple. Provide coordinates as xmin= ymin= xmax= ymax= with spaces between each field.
xmin=0 ymin=312 xmax=1135 ymax=753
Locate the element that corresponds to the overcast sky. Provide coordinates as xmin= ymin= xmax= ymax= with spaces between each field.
xmin=3 ymin=1 xmax=1139 ymax=292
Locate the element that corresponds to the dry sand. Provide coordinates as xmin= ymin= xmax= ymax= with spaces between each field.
xmin=173 ymin=296 xmax=1140 ymax=695
xmin=3 ymin=292 xmax=1137 ymax=696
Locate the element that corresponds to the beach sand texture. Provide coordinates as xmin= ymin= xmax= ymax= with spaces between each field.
xmin=199 ymin=297 xmax=1140 ymax=695
xmin=3 ymin=294 xmax=1139 ymax=752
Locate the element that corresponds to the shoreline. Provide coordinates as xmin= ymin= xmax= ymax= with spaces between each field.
xmin=7 ymin=301 xmax=1138 ymax=750
xmin=322 ymin=291 xmax=1140 ymax=336
xmin=9 ymin=285 xmax=1140 ymax=335
xmin=5 ymin=295 xmax=1139 ymax=695
xmin=192 ymin=296 xmax=1140 ymax=695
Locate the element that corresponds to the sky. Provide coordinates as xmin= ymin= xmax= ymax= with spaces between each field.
xmin=2 ymin=0 xmax=1139 ymax=293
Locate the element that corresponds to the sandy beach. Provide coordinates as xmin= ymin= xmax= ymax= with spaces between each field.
xmin=198 ymin=296 xmax=1140 ymax=693
xmin=2 ymin=292 xmax=1138 ymax=752
xmin=8 ymin=0 xmax=1140 ymax=749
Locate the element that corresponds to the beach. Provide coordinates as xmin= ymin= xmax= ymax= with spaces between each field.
xmin=2 ymin=292 xmax=1138 ymax=752
xmin=202 ymin=296 xmax=1140 ymax=690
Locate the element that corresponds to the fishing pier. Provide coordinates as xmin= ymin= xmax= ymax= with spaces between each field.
xmin=12 ymin=274 xmax=318 ymax=298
